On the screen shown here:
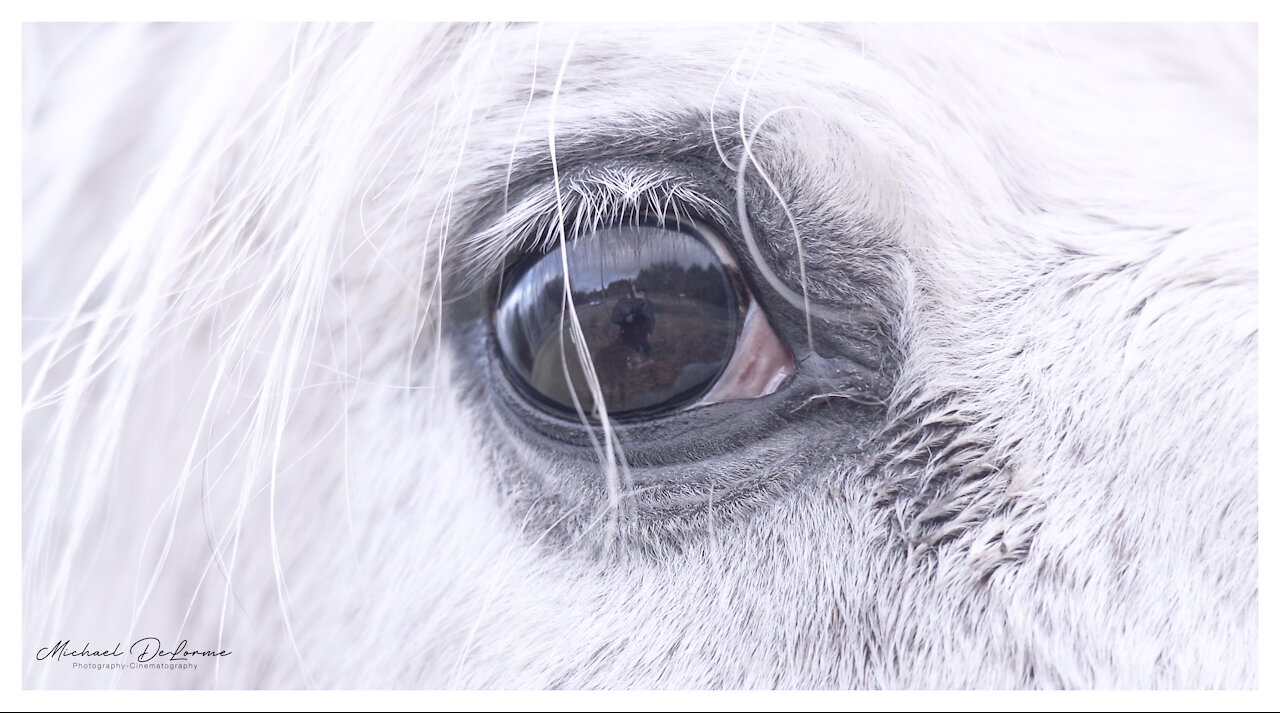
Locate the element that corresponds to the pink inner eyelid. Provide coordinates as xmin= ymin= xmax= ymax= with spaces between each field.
xmin=693 ymin=299 xmax=795 ymax=409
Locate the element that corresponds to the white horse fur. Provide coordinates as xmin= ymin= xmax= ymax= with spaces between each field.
xmin=21 ymin=22 xmax=1257 ymax=689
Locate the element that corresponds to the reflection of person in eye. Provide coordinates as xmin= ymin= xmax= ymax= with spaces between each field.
xmin=611 ymin=283 xmax=655 ymax=358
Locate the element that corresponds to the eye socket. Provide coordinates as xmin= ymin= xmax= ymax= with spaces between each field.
xmin=494 ymin=217 xmax=787 ymax=421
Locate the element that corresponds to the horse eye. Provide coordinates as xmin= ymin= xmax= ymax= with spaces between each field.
xmin=494 ymin=218 xmax=792 ymax=420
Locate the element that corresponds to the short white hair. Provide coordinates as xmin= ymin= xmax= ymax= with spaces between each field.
xmin=23 ymin=22 xmax=1257 ymax=688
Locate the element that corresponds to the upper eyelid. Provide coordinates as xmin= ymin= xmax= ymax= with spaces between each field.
xmin=453 ymin=164 xmax=733 ymax=289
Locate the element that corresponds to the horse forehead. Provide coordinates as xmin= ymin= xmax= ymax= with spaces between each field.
xmin=452 ymin=24 xmax=1251 ymax=234
xmin=481 ymin=23 xmax=1240 ymax=113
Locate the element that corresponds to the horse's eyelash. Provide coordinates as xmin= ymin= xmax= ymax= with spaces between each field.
xmin=458 ymin=167 xmax=732 ymax=287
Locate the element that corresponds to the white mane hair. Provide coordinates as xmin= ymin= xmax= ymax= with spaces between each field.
xmin=22 ymin=22 xmax=1257 ymax=689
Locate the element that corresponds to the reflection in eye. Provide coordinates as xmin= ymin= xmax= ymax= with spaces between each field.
xmin=495 ymin=220 xmax=744 ymax=418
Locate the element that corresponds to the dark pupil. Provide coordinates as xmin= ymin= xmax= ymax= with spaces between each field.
xmin=496 ymin=221 xmax=740 ymax=419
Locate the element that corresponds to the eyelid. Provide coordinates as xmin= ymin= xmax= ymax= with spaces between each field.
xmin=457 ymin=165 xmax=732 ymax=289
